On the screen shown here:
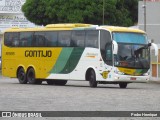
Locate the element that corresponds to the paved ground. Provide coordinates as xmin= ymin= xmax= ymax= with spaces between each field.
xmin=0 ymin=75 xmax=160 ymax=120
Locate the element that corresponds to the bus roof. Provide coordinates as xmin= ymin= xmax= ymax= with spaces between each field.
xmin=45 ymin=23 xmax=92 ymax=28
xmin=4 ymin=23 xmax=94 ymax=32
xmin=4 ymin=23 xmax=145 ymax=34
xmin=100 ymin=26 xmax=145 ymax=34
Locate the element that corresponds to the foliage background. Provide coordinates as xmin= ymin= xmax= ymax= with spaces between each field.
xmin=22 ymin=0 xmax=138 ymax=26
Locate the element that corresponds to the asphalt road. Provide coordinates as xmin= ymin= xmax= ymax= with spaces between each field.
xmin=0 ymin=75 xmax=160 ymax=120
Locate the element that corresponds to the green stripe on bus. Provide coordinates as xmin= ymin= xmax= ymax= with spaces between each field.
xmin=50 ymin=48 xmax=84 ymax=74
xmin=50 ymin=48 xmax=73 ymax=73
xmin=60 ymin=47 xmax=84 ymax=73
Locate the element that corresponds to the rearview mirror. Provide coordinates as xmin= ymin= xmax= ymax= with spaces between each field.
xmin=113 ymin=40 xmax=118 ymax=54
xmin=151 ymin=43 xmax=158 ymax=56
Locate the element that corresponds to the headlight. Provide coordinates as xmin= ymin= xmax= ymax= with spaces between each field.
xmin=143 ymin=73 xmax=149 ymax=76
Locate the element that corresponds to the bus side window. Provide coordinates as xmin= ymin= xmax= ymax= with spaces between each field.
xmin=100 ymin=30 xmax=112 ymax=65
xmin=20 ymin=38 xmax=27 ymax=47
xmin=11 ymin=33 xmax=20 ymax=47
xmin=105 ymin=42 xmax=113 ymax=65
xmin=12 ymin=37 xmax=19 ymax=47
xmin=46 ymin=32 xmax=58 ymax=47
xmin=20 ymin=32 xmax=33 ymax=47
xmin=58 ymin=31 xmax=71 ymax=47
xmin=37 ymin=35 xmax=46 ymax=47
xmin=85 ymin=30 xmax=99 ymax=48
xmin=4 ymin=32 xmax=20 ymax=47
xmin=71 ymin=31 xmax=85 ymax=47
xmin=4 ymin=33 xmax=13 ymax=47
xmin=34 ymin=32 xmax=47 ymax=47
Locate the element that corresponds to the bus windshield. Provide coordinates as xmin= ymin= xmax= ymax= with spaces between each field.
xmin=113 ymin=32 xmax=150 ymax=69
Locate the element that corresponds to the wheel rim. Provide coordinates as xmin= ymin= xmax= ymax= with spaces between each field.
xmin=19 ymin=72 xmax=25 ymax=81
xmin=18 ymin=71 xmax=25 ymax=81
xmin=28 ymin=72 xmax=34 ymax=81
xmin=18 ymin=68 xmax=27 ymax=84
xmin=27 ymin=69 xmax=35 ymax=83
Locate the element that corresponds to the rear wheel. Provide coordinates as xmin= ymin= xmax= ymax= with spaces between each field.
xmin=119 ymin=83 xmax=128 ymax=88
xmin=89 ymin=70 xmax=97 ymax=88
xmin=17 ymin=68 xmax=27 ymax=84
xmin=27 ymin=68 xmax=40 ymax=84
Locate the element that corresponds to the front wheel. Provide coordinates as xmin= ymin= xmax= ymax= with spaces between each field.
xmin=89 ymin=70 xmax=97 ymax=88
xmin=119 ymin=83 xmax=128 ymax=88
xmin=17 ymin=68 xmax=27 ymax=84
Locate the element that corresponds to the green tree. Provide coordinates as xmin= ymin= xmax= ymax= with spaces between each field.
xmin=22 ymin=0 xmax=138 ymax=26
xmin=124 ymin=0 xmax=138 ymax=24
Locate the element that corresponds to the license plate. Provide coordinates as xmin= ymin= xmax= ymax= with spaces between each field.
xmin=130 ymin=77 xmax=136 ymax=80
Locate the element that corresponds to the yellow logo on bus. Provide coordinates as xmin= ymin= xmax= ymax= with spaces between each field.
xmin=101 ymin=71 xmax=110 ymax=79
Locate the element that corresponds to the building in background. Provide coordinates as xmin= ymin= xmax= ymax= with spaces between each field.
xmin=139 ymin=0 xmax=160 ymax=80
xmin=0 ymin=0 xmax=38 ymax=57
xmin=0 ymin=0 xmax=37 ymax=39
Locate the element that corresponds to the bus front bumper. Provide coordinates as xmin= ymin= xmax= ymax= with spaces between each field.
xmin=113 ymin=74 xmax=149 ymax=83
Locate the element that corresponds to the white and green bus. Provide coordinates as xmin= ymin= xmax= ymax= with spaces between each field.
xmin=2 ymin=24 xmax=158 ymax=88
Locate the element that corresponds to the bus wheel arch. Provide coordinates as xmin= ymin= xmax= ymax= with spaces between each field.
xmin=85 ymin=68 xmax=97 ymax=88
xmin=17 ymin=66 xmax=27 ymax=84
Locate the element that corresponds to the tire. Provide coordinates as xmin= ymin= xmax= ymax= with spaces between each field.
xmin=54 ymin=80 xmax=67 ymax=86
xmin=119 ymin=83 xmax=128 ymax=88
xmin=27 ymin=68 xmax=37 ymax=84
xmin=89 ymin=70 xmax=97 ymax=88
xmin=17 ymin=68 xmax=27 ymax=84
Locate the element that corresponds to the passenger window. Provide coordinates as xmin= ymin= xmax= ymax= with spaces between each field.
xmin=58 ymin=31 xmax=71 ymax=47
xmin=4 ymin=33 xmax=12 ymax=46
xmin=34 ymin=32 xmax=47 ymax=47
xmin=20 ymin=32 xmax=33 ymax=47
xmin=46 ymin=31 xmax=58 ymax=46
xmin=4 ymin=32 xmax=20 ymax=47
xmin=71 ymin=31 xmax=85 ymax=47
xmin=85 ymin=30 xmax=99 ymax=48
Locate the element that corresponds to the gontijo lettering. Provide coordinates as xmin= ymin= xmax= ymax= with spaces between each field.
xmin=25 ymin=50 xmax=52 ymax=57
